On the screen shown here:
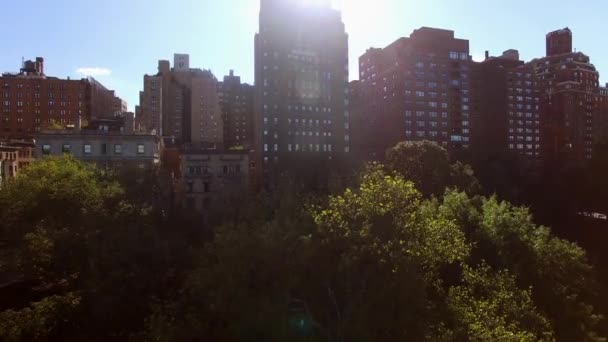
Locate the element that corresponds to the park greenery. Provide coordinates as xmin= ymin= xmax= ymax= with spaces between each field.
xmin=0 ymin=141 xmax=607 ymax=341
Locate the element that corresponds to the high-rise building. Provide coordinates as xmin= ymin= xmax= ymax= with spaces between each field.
xmin=530 ymin=28 xmax=600 ymax=161
xmin=0 ymin=57 xmax=120 ymax=140
xmin=139 ymin=54 xmax=222 ymax=147
xmin=254 ymin=0 xmax=350 ymax=182
xmin=472 ymin=50 xmax=542 ymax=159
xmin=141 ymin=74 xmax=163 ymax=135
xmin=595 ymin=84 xmax=608 ymax=143
xmin=357 ymin=27 xmax=472 ymax=159
xmin=218 ymin=70 xmax=254 ymax=150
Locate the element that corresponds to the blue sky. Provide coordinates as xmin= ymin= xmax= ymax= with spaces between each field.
xmin=1 ymin=0 xmax=607 ymax=111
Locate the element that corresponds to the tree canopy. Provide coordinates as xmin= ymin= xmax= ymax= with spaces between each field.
xmin=0 ymin=151 xmax=605 ymax=341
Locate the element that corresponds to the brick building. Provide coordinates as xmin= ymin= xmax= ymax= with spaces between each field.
xmin=596 ymin=84 xmax=608 ymax=143
xmin=530 ymin=28 xmax=601 ymax=161
xmin=0 ymin=57 xmax=122 ymax=140
xmin=139 ymin=54 xmax=223 ymax=147
xmin=472 ymin=50 xmax=542 ymax=159
xmin=254 ymin=0 xmax=350 ymax=184
xmin=357 ymin=27 xmax=472 ymax=159
xmin=218 ymin=70 xmax=254 ymax=150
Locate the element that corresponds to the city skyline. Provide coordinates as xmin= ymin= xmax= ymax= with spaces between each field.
xmin=2 ymin=0 xmax=608 ymax=111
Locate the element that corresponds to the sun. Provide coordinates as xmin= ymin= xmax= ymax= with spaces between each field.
xmin=333 ymin=0 xmax=388 ymax=31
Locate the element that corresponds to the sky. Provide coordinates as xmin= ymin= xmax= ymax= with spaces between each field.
xmin=1 ymin=0 xmax=607 ymax=112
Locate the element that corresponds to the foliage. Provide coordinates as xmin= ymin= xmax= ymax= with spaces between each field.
xmin=0 ymin=154 xmax=605 ymax=341
xmin=446 ymin=264 xmax=554 ymax=341
xmin=386 ymin=140 xmax=479 ymax=197
xmin=436 ymin=190 xmax=605 ymax=341
xmin=140 ymin=166 xmax=604 ymax=341
xmin=0 ymin=293 xmax=80 ymax=342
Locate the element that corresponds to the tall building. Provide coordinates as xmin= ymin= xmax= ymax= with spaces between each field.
xmin=139 ymin=54 xmax=222 ymax=147
xmin=472 ymin=50 xmax=542 ymax=159
xmin=530 ymin=28 xmax=600 ymax=161
xmin=218 ymin=70 xmax=254 ymax=150
xmin=357 ymin=27 xmax=472 ymax=159
xmin=141 ymin=74 xmax=163 ymax=135
xmin=595 ymin=84 xmax=608 ymax=143
xmin=0 ymin=57 xmax=119 ymax=140
xmin=254 ymin=0 xmax=350 ymax=182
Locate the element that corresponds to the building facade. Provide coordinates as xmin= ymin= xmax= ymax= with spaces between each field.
xmin=472 ymin=50 xmax=542 ymax=159
xmin=530 ymin=28 xmax=600 ymax=161
xmin=139 ymin=55 xmax=222 ymax=147
xmin=254 ymin=0 xmax=350 ymax=183
xmin=0 ymin=57 xmax=122 ymax=140
xmin=596 ymin=84 xmax=608 ymax=143
xmin=34 ymin=121 xmax=160 ymax=169
xmin=0 ymin=140 xmax=34 ymax=187
xmin=179 ymin=150 xmax=251 ymax=212
xmin=218 ymin=70 xmax=254 ymax=149
xmin=113 ymin=97 xmax=128 ymax=114
xmin=357 ymin=27 xmax=472 ymax=159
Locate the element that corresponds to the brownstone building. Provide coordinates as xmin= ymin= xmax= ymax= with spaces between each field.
xmin=357 ymin=27 xmax=472 ymax=160
xmin=0 ymin=57 xmax=122 ymax=140
xmin=218 ymin=70 xmax=254 ymax=150
xmin=0 ymin=140 xmax=34 ymax=187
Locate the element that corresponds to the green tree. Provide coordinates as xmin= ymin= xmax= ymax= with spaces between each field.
xmin=436 ymin=190 xmax=605 ymax=341
xmin=142 ymin=166 xmax=569 ymax=341
xmin=386 ymin=141 xmax=479 ymax=197
xmin=0 ymin=156 xmax=196 ymax=341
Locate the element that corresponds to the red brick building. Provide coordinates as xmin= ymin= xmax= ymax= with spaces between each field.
xmin=472 ymin=50 xmax=542 ymax=160
xmin=0 ymin=57 xmax=122 ymax=140
xmin=530 ymin=28 xmax=600 ymax=161
xmin=357 ymin=27 xmax=472 ymax=160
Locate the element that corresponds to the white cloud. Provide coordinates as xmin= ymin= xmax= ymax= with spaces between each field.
xmin=76 ymin=67 xmax=112 ymax=77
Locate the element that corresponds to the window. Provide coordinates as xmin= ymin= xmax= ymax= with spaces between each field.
xmin=42 ymin=144 xmax=51 ymax=155
xmin=449 ymin=51 xmax=459 ymax=60
xmin=101 ymin=143 xmax=107 ymax=155
xmin=114 ymin=144 xmax=122 ymax=154
xmin=83 ymin=144 xmax=92 ymax=154
xmin=204 ymin=182 xmax=210 ymax=193
xmin=137 ymin=144 xmax=145 ymax=154
xmin=62 ymin=144 xmax=71 ymax=153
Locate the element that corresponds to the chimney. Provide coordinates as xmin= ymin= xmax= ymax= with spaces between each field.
xmin=485 ymin=51 xmax=489 ymax=60
xmin=230 ymin=69 xmax=234 ymax=76
xmin=36 ymin=57 xmax=44 ymax=75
